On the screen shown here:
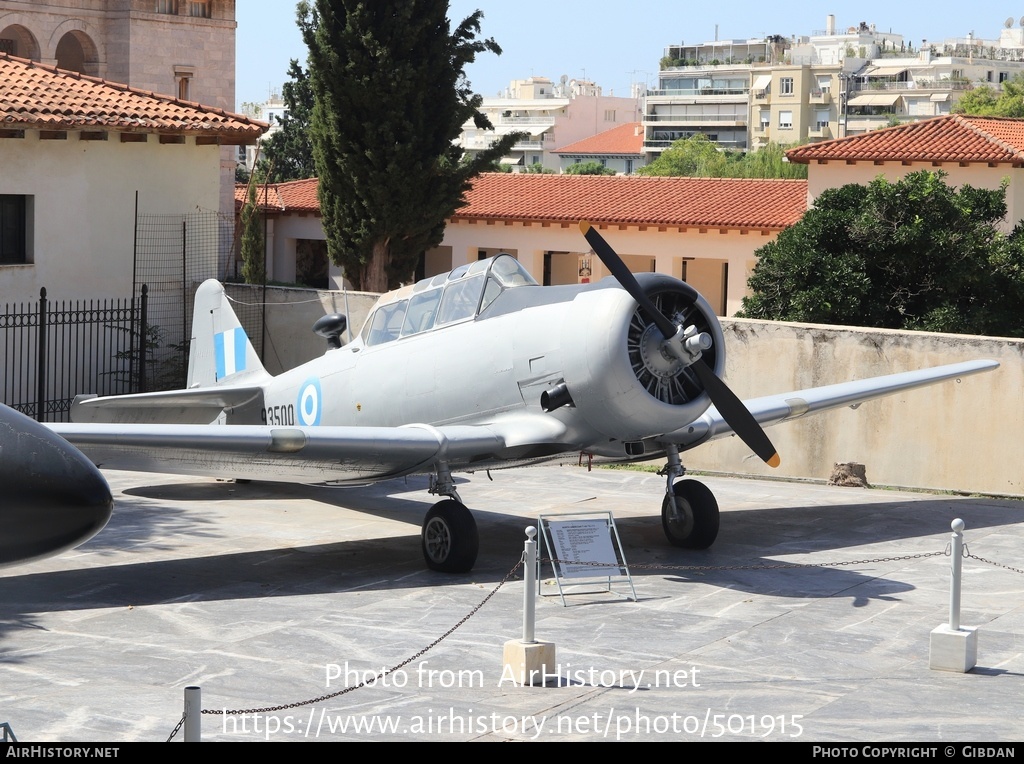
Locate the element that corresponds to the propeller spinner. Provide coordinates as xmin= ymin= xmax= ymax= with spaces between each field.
xmin=579 ymin=221 xmax=780 ymax=468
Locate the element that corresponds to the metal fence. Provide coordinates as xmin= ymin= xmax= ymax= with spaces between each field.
xmin=133 ymin=209 xmax=240 ymax=389
xmin=0 ymin=287 xmax=148 ymax=422
xmin=1 ymin=208 xmax=268 ymax=422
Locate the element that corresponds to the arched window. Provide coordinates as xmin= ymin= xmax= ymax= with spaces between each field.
xmin=55 ymin=31 xmax=98 ymax=76
xmin=0 ymin=25 xmax=41 ymax=61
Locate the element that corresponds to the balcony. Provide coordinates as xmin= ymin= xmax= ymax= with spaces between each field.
xmin=496 ymin=115 xmax=557 ymax=126
xmin=644 ymin=137 xmax=747 ymax=151
xmin=809 ymin=90 xmax=832 ymax=104
xmin=644 ymin=114 xmax=747 ymax=125
xmin=646 ymin=87 xmax=749 ymax=97
xmin=808 ymin=124 xmax=832 ymax=139
xmin=850 ymin=80 xmax=971 ymax=92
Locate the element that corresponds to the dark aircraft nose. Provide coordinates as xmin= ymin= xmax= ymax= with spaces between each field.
xmin=0 ymin=404 xmax=113 ymax=567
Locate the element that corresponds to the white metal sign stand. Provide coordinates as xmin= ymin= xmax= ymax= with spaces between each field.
xmin=538 ymin=511 xmax=636 ymax=606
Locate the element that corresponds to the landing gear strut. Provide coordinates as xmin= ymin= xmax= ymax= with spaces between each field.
xmin=658 ymin=445 xmax=720 ymax=549
xmin=421 ymin=462 xmax=479 ymax=573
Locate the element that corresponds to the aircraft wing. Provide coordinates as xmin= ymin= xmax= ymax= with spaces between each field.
xmin=665 ymin=359 xmax=999 ymax=450
xmin=48 ymin=416 xmax=569 ymax=486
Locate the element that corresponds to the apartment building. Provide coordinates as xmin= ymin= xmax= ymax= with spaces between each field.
xmin=645 ymin=38 xmax=778 ymax=154
xmin=652 ymin=15 xmax=1024 ymax=156
xmin=458 ymin=76 xmax=641 ymax=171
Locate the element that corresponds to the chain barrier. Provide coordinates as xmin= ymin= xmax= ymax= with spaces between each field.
xmin=543 ymin=550 xmax=946 ymax=572
xmin=198 ymin=557 xmax=524 ymax=718
xmin=167 ymin=539 xmax=1021 ymax=737
xmin=166 ymin=713 xmax=185 ymax=743
xmin=965 ymin=549 xmax=1024 ymax=576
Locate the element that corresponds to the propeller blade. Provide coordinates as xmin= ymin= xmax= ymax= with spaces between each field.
xmin=689 ymin=360 xmax=781 ymax=467
xmin=578 ymin=221 xmax=780 ymax=468
xmin=580 ymin=221 xmax=677 ymax=340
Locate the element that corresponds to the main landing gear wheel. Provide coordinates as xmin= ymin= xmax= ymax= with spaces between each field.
xmin=662 ymin=479 xmax=720 ymax=549
xmin=421 ymin=499 xmax=479 ymax=573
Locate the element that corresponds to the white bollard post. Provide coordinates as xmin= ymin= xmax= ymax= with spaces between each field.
xmin=184 ymin=686 xmax=201 ymax=742
xmin=523 ymin=526 xmax=537 ymax=644
xmin=929 ymin=518 xmax=977 ymax=672
xmin=502 ymin=526 xmax=555 ymax=686
xmin=949 ymin=518 xmax=965 ymax=631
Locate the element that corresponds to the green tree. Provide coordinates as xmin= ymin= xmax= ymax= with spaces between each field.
xmin=565 ymin=161 xmax=616 ymax=175
xmin=240 ymin=181 xmax=266 ymax=285
xmin=733 ymin=141 xmax=806 ymax=179
xmin=953 ymin=75 xmax=1024 ymax=117
xmin=300 ymin=1 xmax=520 ymax=291
xmin=637 ymin=134 xmax=806 ymax=179
xmin=739 ymin=171 xmax=1024 ymax=336
xmin=260 ymin=59 xmax=317 ymax=182
xmin=638 ymin=134 xmax=729 ymax=177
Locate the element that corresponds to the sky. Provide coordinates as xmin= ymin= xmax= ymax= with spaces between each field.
xmin=236 ymin=1 xmax=1024 ymax=111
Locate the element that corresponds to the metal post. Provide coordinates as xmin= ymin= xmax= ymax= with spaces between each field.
xmin=523 ymin=526 xmax=538 ymax=644
xmin=139 ymin=285 xmax=148 ymax=393
xmin=183 ymin=685 xmax=201 ymax=742
xmin=949 ymin=518 xmax=965 ymax=631
xmin=36 ymin=287 xmax=47 ymax=422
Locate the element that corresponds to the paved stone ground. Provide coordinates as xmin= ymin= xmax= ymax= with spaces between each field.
xmin=2 ymin=465 xmax=1023 ymax=742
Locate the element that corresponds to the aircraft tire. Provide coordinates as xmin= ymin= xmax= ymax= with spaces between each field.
xmin=421 ymin=500 xmax=479 ymax=573
xmin=661 ymin=479 xmax=719 ymax=549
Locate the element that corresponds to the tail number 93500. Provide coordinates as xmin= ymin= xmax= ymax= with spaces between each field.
xmin=261 ymin=404 xmax=295 ymax=426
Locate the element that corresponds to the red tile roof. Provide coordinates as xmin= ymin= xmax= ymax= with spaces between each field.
xmin=554 ymin=122 xmax=645 ymax=156
xmin=787 ymin=115 xmax=1024 ymax=165
xmin=0 ymin=53 xmax=266 ymax=142
xmin=454 ymin=173 xmax=807 ymax=230
xmin=235 ymin=174 xmax=808 ymax=231
xmin=235 ymin=178 xmax=320 ymax=213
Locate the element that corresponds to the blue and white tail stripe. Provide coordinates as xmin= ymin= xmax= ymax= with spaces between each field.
xmin=214 ymin=327 xmax=248 ymax=380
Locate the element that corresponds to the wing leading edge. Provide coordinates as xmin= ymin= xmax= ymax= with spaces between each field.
xmin=664 ymin=359 xmax=999 ymax=450
xmin=49 ymin=415 xmax=572 ymax=486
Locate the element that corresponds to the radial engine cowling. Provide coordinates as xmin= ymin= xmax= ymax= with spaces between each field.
xmin=558 ymin=274 xmax=725 ymax=442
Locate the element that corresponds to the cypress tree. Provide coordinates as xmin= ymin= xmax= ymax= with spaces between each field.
xmin=300 ymin=1 xmax=520 ymax=290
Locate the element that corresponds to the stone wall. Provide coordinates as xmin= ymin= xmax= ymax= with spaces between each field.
xmin=684 ymin=319 xmax=1024 ymax=497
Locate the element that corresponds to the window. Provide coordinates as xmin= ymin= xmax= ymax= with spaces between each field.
xmin=155 ymin=0 xmax=178 ymax=13
xmin=0 ymin=195 xmax=30 ymax=265
xmin=778 ymin=110 xmax=793 ymax=130
xmin=816 ymin=75 xmax=832 ymax=93
xmin=1000 ymin=72 xmax=1010 ymax=83
xmin=780 ymin=77 xmax=794 ymax=96
xmin=604 ymin=109 xmax=617 ymax=122
xmin=175 ymin=66 xmax=194 ymax=101
xmin=624 ymin=159 xmax=634 ymax=174
xmin=759 ymin=109 xmax=770 ymax=130
xmin=188 ymin=1 xmax=211 ymax=18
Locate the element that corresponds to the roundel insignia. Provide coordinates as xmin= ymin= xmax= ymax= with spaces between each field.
xmin=297 ymin=378 xmax=323 ymax=426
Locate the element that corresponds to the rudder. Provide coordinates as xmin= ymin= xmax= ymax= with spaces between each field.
xmin=187 ymin=280 xmax=271 ymax=388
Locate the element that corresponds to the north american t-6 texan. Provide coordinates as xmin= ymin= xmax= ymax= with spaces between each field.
xmin=3 ymin=223 xmax=998 ymax=572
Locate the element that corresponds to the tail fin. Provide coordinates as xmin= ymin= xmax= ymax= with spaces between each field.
xmin=187 ymin=280 xmax=271 ymax=388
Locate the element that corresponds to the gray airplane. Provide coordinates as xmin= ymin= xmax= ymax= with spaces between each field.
xmin=37 ymin=223 xmax=995 ymax=573
xmin=0 ymin=402 xmax=112 ymax=567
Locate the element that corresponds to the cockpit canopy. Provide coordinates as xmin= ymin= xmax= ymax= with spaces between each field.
xmin=360 ymin=254 xmax=538 ymax=347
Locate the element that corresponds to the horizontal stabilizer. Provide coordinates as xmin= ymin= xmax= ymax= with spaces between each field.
xmin=70 ymin=387 xmax=264 ymax=425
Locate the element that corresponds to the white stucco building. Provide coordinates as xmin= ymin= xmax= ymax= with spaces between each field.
xmin=0 ymin=53 xmax=265 ymax=302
